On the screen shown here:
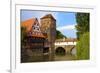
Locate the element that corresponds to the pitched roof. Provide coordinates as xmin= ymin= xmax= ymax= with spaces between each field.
xmin=56 ymin=38 xmax=77 ymax=42
xmin=29 ymin=33 xmax=46 ymax=38
xmin=40 ymin=14 xmax=56 ymax=20
xmin=65 ymin=38 xmax=77 ymax=42
xmin=21 ymin=18 xmax=47 ymax=38
xmin=21 ymin=18 xmax=36 ymax=32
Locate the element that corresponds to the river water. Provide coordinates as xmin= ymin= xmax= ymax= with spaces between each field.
xmin=23 ymin=54 xmax=76 ymax=63
xmin=22 ymin=47 xmax=77 ymax=63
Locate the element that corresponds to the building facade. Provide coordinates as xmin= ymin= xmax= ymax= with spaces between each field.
xmin=21 ymin=18 xmax=47 ymax=62
xmin=40 ymin=14 xmax=56 ymax=60
xmin=21 ymin=14 xmax=56 ymax=62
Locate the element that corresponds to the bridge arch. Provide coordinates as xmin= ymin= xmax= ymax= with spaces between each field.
xmin=55 ymin=45 xmax=76 ymax=55
xmin=70 ymin=46 xmax=76 ymax=55
xmin=55 ymin=47 xmax=66 ymax=55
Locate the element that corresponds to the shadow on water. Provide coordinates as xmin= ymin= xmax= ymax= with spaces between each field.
xmin=54 ymin=54 xmax=76 ymax=61
xmin=21 ymin=54 xmax=51 ymax=63
xmin=21 ymin=53 xmax=76 ymax=63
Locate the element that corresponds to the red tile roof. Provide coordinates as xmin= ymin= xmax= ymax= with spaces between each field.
xmin=21 ymin=18 xmax=47 ymax=38
xmin=21 ymin=18 xmax=36 ymax=32
xmin=56 ymin=38 xmax=77 ymax=42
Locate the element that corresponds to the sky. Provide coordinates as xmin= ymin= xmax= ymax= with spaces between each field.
xmin=21 ymin=10 xmax=77 ymax=38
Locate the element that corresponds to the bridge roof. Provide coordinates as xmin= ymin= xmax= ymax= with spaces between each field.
xmin=55 ymin=38 xmax=77 ymax=42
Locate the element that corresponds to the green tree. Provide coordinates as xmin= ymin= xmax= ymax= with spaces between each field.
xmin=56 ymin=30 xmax=66 ymax=39
xmin=76 ymin=32 xmax=90 ymax=60
xmin=75 ymin=13 xmax=90 ymax=60
xmin=21 ymin=27 xmax=27 ymax=44
xmin=21 ymin=26 xmax=28 ymax=62
xmin=75 ymin=13 xmax=90 ymax=39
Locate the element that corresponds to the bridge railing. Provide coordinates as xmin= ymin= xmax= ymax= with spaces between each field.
xmin=54 ymin=42 xmax=76 ymax=46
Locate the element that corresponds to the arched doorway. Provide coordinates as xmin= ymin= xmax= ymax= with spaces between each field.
xmin=55 ymin=47 xmax=66 ymax=56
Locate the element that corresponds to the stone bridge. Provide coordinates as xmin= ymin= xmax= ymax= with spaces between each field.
xmin=54 ymin=38 xmax=77 ymax=55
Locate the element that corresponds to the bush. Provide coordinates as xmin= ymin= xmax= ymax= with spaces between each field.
xmin=76 ymin=32 xmax=90 ymax=60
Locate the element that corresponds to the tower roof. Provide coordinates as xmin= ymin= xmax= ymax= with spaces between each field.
xmin=41 ymin=14 xmax=56 ymax=21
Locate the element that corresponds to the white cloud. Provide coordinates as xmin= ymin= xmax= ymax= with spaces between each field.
xmin=57 ymin=24 xmax=76 ymax=31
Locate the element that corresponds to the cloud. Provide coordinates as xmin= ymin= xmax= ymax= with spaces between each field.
xmin=57 ymin=24 xmax=76 ymax=31
xmin=57 ymin=24 xmax=77 ymax=38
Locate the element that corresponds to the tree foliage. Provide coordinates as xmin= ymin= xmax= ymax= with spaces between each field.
xmin=56 ymin=30 xmax=66 ymax=39
xmin=21 ymin=26 xmax=28 ymax=62
xmin=75 ymin=13 xmax=90 ymax=39
xmin=21 ymin=26 xmax=27 ymax=44
xmin=75 ymin=13 xmax=90 ymax=60
xmin=76 ymin=32 xmax=90 ymax=59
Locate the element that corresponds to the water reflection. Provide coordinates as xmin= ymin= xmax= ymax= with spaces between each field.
xmin=22 ymin=54 xmax=76 ymax=63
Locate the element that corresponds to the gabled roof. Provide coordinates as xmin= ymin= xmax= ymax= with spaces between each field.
xmin=21 ymin=18 xmax=36 ymax=32
xmin=40 ymin=14 xmax=56 ymax=21
xmin=21 ymin=18 xmax=47 ymax=38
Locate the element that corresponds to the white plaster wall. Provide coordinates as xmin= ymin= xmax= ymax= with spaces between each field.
xmin=55 ymin=42 xmax=76 ymax=46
